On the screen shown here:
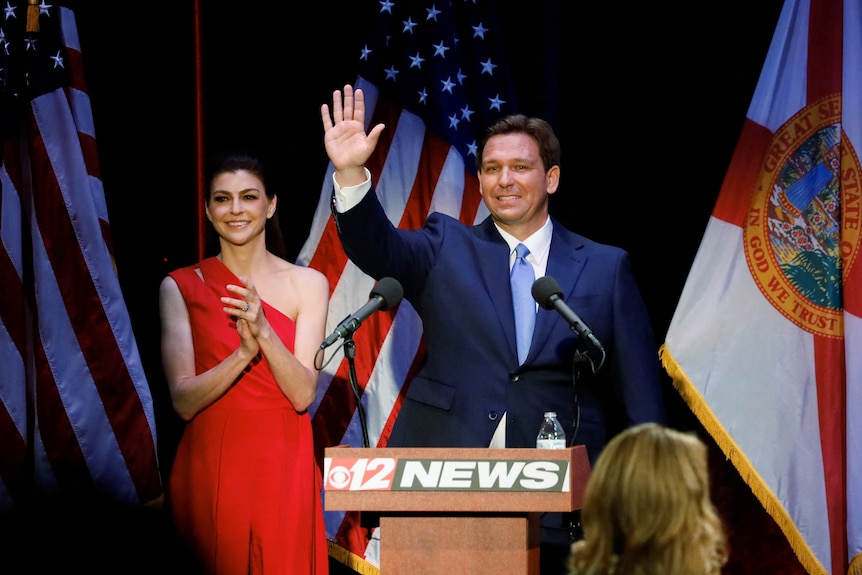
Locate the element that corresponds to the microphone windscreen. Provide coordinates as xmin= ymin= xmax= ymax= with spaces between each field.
xmin=531 ymin=276 xmax=563 ymax=309
xmin=370 ymin=277 xmax=404 ymax=310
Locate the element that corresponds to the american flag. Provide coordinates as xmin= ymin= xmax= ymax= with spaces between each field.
xmin=0 ymin=1 xmax=162 ymax=513
xmin=297 ymin=0 xmax=519 ymax=570
xmin=661 ymin=0 xmax=861 ymax=572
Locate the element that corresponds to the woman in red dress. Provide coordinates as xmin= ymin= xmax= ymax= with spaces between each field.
xmin=159 ymin=152 xmax=330 ymax=574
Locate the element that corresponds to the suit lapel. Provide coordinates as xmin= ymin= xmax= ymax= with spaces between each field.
xmin=473 ymin=219 xmax=520 ymax=360
xmin=530 ymin=224 xmax=588 ymax=360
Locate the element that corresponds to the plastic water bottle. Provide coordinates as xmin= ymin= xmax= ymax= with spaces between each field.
xmin=536 ymin=411 xmax=567 ymax=449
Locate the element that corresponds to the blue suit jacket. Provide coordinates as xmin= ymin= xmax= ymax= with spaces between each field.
xmin=334 ymin=188 xmax=667 ymax=466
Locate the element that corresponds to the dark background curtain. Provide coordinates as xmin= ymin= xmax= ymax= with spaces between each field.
xmin=74 ymin=1 xmax=805 ymax=573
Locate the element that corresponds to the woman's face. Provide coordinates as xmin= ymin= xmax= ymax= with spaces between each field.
xmin=205 ymin=169 xmax=275 ymax=247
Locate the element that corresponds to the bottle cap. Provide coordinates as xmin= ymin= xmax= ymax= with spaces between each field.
xmin=544 ymin=411 xmax=556 ymax=418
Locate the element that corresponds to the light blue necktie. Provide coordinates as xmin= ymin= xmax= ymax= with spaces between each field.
xmin=511 ymin=243 xmax=535 ymax=364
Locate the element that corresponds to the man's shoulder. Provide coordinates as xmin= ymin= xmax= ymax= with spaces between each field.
xmin=425 ymin=210 xmax=490 ymax=236
xmin=552 ymin=225 xmax=626 ymax=255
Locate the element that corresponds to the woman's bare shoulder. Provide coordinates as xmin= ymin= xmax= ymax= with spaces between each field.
xmin=270 ymin=255 xmax=327 ymax=285
xmin=262 ymin=256 xmax=329 ymax=313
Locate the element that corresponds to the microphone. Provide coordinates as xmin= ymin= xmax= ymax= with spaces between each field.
xmin=532 ymin=276 xmax=606 ymax=371
xmin=320 ymin=277 xmax=404 ymax=349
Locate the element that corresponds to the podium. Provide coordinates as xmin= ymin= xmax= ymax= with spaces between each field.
xmin=323 ymin=446 xmax=591 ymax=575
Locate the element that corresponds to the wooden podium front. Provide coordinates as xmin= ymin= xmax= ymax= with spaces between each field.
xmin=323 ymin=446 xmax=591 ymax=575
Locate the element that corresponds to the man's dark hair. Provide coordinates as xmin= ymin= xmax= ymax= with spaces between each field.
xmin=475 ymin=114 xmax=561 ymax=172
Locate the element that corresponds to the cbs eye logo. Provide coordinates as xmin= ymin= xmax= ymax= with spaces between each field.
xmin=324 ymin=457 xmax=396 ymax=491
xmin=325 ymin=464 xmax=353 ymax=489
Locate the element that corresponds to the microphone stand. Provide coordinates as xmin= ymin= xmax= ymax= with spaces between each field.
xmin=344 ymin=333 xmax=379 ymax=532
xmin=576 ymin=337 xmax=606 ymax=375
xmin=569 ymin=351 xmax=589 ymax=448
xmin=567 ymin=348 xmax=592 ymax=541
xmin=343 ymin=333 xmax=370 ymax=448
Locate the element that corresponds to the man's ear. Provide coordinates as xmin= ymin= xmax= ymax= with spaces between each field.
xmin=546 ymin=165 xmax=561 ymax=195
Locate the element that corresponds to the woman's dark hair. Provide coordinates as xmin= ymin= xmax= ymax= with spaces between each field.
xmin=475 ymin=114 xmax=561 ymax=172
xmin=203 ymin=151 xmax=286 ymax=259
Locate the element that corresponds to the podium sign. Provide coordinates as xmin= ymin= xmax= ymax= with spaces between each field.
xmin=323 ymin=446 xmax=591 ymax=575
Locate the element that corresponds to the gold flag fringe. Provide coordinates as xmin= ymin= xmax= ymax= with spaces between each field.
xmin=659 ymin=343 xmax=831 ymax=575
xmin=26 ymin=0 xmax=39 ymax=33
xmin=849 ymin=553 xmax=862 ymax=575
xmin=328 ymin=540 xmax=380 ymax=575
xmin=144 ymin=494 xmax=164 ymax=510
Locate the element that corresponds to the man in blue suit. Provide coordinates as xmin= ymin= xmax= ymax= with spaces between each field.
xmin=321 ymin=84 xmax=667 ymax=574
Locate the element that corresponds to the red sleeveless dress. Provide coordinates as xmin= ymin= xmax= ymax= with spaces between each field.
xmin=167 ymin=257 xmax=328 ymax=575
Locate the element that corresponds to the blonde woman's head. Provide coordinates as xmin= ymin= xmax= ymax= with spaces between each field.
xmin=568 ymin=422 xmax=727 ymax=575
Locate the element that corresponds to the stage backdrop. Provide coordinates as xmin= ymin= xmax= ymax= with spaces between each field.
xmin=69 ymin=0 xmax=813 ymax=573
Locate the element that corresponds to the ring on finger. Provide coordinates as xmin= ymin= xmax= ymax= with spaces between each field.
xmin=241 ymin=302 xmax=250 ymax=312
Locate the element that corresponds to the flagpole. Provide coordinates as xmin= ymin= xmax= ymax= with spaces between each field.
xmin=194 ymin=0 xmax=206 ymax=261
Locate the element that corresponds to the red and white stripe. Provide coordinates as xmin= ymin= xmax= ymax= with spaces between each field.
xmin=0 ymin=6 xmax=162 ymax=509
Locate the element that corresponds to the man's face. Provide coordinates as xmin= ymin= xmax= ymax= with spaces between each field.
xmin=478 ymin=133 xmax=559 ymax=239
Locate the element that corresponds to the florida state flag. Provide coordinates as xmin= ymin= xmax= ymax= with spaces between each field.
xmin=660 ymin=0 xmax=861 ymax=573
